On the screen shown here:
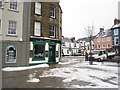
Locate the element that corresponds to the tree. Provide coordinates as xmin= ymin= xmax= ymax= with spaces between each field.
xmin=84 ymin=25 xmax=95 ymax=65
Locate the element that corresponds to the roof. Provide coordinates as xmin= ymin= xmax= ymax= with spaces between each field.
xmin=95 ymin=29 xmax=112 ymax=37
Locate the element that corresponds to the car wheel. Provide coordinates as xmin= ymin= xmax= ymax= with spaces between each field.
xmin=97 ymin=58 xmax=101 ymax=62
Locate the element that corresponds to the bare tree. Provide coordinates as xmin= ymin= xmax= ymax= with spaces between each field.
xmin=84 ymin=25 xmax=95 ymax=65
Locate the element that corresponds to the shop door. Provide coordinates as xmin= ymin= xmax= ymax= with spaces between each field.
xmin=49 ymin=45 xmax=56 ymax=63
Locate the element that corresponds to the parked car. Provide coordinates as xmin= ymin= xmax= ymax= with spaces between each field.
xmin=89 ymin=50 xmax=108 ymax=61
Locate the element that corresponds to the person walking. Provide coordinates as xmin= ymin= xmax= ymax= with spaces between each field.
xmin=85 ymin=52 xmax=88 ymax=61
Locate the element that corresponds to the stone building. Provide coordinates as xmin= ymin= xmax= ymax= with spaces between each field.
xmin=29 ymin=2 xmax=62 ymax=65
xmin=1 ymin=0 xmax=62 ymax=67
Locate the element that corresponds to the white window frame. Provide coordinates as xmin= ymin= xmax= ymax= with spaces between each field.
xmin=114 ymin=37 xmax=119 ymax=45
xmin=8 ymin=20 xmax=17 ymax=35
xmin=50 ymin=6 xmax=55 ymax=18
xmin=98 ymin=45 xmax=100 ymax=49
xmin=9 ymin=0 xmax=18 ymax=11
xmin=102 ymin=37 xmax=105 ymax=42
xmin=6 ymin=45 xmax=16 ymax=63
xmin=97 ymin=38 xmax=100 ymax=42
xmin=49 ymin=25 xmax=55 ymax=37
xmin=35 ymin=2 xmax=41 ymax=15
xmin=114 ymin=29 xmax=119 ymax=36
xmin=102 ymin=44 xmax=106 ymax=48
xmin=0 ymin=1 xmax=2 ymax=8
xmin=107 ymin=37 xmax=110 ymax=41
xmin=108 ymin=44 xmax=110 ymax=48
xmin=34 ymin=21 xmax=41 ymax=36
xmin=0 ymin=19 xmax=2 ymax=29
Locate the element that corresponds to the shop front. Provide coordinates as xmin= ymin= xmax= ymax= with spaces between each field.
xmin=29 ymin=38 xmax=61 ymax=65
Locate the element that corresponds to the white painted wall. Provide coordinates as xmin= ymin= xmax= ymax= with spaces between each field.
xmin=2 ymin=2 xmax=24 ymax=41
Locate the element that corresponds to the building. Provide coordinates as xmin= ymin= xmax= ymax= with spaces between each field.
xmin=1 ymin=1 xmax=62 ymax=67
xmin=93 ymin=28 xmax=113 ymax=52
xmin=111 ymin=19 xmax=120 ymax=56
xmin=77 ymin=37 xmax=94 ymax=54
xmin=29 ymin=2 xmax=62 ymax=65
xmin=1 ymin=1 xmax=30 ymax=67
xmin=62 ymin=37 xmax=79 ymax=56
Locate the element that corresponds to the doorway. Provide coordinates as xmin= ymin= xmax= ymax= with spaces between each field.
xmin=49 ymin=45 xmax=56 ymax=63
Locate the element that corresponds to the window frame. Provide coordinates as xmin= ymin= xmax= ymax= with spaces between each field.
xmin=98 ymin=45 xmax=100 ymax=49
xmin=35 ymin=2 xmax=41 ymax=15
xmin=97 ymin=38 xmax=100 ymax=42
xmin=114 ymin=28 xmax=119 ymax=36
xmin=0 ymin=19 xmax=1 ymax=29
xmin=49 ymin=24 xmax=55 ymax=37
xmin=107 ymin=37 xmax=110 ymax=42
xmin=9 ymin=0 xmax=18 ymax=11
xmin=114 ymin=37 xmax=119 ymax=45
xmin=6 ymin=45 xmax=16 ymax=63
xmin=102 ymin=37 xmax=106 ymax=42
xmin=32 ymin=43 xmax=45 ymax=61
xmin=34 ymin=21 xmax=41 ymax=36
xmin=0 ymin=1 xmax=2 ymax=8
xmin=50 ymin=6 xmax=56 ymax=18
xmin=8 ymin=20 xmax=17 ymax=35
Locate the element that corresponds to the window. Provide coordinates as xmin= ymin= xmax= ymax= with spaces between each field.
xmin=97 ymin=38 xmax=100 ymax=42
xmin=34 ymin=44 xmax=45 ymax=59
xmin=102 ymin=44 xmax=105 ymax=48
xmin=49 ymin=25 xmax=55 ymax=37
xmin=34 ymin=22 xmax=41 ymax=36
xmin=74 ymin=43 xmax=76 ymax=47
xmin=102 ymin=37 xmax=105 ymax=42
xmin=67 ymin=50 xmax=69 ymax=54
xmin=50 ymin=6 xmax=55 ymax=18
xmin=108 ymin=44 xmax=110 ymax=48
xmin=62 ymin=42 xmax=65 ymax=46
xmin=114 ymin=37 xmax=119 ymax=45
xmin=10 ymin=0 xmax=18 ymax=10
xmin=0 ymin=1 xmax=2 ymax=8
xmin=114 ymin=29 xmax=119 ymax=35
xmin=107 ymin=37 xmax=110 ymax=41
xmin=6 ymin=45 xmax=16 ymax=63
xmin=8 ymin=20 xmax=17 ymax=35
xmin=0 ymin=19 xmax=1 ymax=28
xmin=35 ymin=2 xmax=41 ymax=15
xmin=98 ymin=45 xmax=100 ymax=49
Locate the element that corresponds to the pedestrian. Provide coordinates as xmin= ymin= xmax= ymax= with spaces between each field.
xmin=85 ymin=52 xmax=88 ymax=61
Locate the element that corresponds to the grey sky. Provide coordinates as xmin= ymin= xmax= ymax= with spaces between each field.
xmin=60 ymin=0 xmax=119 ymax=39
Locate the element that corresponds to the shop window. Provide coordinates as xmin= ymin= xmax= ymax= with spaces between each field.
xmin=33 ymin=44 xmax=45 ymax=60
xmin=6 ymin=45 xmax=16 ymax=63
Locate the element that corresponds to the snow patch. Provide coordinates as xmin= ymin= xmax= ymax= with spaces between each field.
xmin=26 ymin=78 xmax=40 ymax=83
xmin=39 ymin=63 xmax=118 ymax=88
xmin=2 ymin=64 xmax=49 ymax=71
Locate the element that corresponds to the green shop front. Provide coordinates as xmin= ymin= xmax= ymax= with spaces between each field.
xmin=29 ymin=38 xmax=61 ymax=65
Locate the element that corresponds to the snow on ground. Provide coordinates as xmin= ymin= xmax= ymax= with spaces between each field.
xmin=26 ymin=78 xmax=40 ymax=83
xmin=26 ymin=73 xmax=40 ymax=83
xmin=2 ymin=64 xmax=49 ymax=71
xmin=39 ymin=61 xmax=118 ymax=88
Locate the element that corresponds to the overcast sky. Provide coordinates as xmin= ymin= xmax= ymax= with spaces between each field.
xmin=59 ymin=0 xmax=119 ymax=39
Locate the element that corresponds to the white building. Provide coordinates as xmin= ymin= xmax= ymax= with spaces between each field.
xmin=77 ymin=37 xmax=94 ymax=54
xmin=62 ymin=37 xmax=79 ymax=56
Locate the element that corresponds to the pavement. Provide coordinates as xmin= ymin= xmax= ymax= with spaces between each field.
xmin=2 ymin=56 xmax=119 ymax=88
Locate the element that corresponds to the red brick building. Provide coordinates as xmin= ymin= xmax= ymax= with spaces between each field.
xmin=94 ymin=28 xmax=113 ymax=52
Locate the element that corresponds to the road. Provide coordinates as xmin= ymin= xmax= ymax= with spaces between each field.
xmin=2 ymin=56 xmax=119 ymax=88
